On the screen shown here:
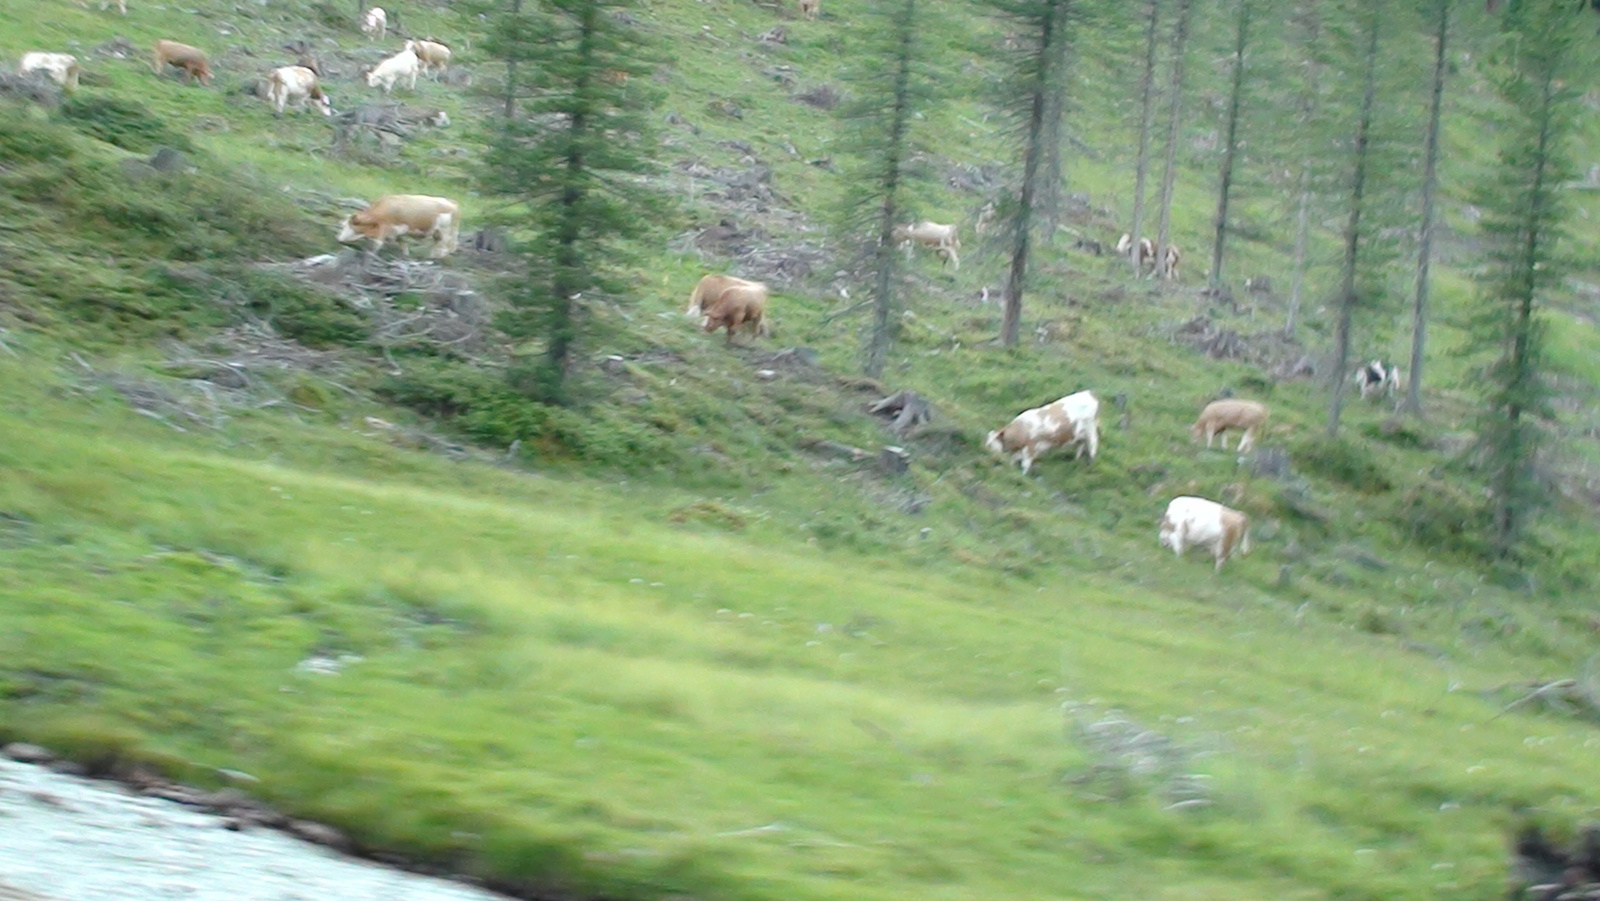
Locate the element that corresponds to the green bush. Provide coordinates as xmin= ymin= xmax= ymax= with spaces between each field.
xmin=1292 ymin=437 xmax=1393 ymax=494
xmin=1392 ymin=478 xmax=1483 ymax=558
xmin=56 ymin=97 xmax=194 ymax=154
xmin=378 ymin=361 xmax=675 ymax=468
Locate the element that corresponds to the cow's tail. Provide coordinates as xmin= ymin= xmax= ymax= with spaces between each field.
xmin=686 ymin=279 xmax=708 ymax=318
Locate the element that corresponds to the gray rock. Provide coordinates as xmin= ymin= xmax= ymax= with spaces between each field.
xmin=3 ymin=743 xmax=54 ymax=764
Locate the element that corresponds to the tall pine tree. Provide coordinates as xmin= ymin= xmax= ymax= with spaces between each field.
xmin=479 ymin=0 xmax=664 ymax=404
xmin=1471 ymin=0 xmax=1582 ymax=560
xmin=992 ymin=0 xmax=1080 ymax=347
xmin=837 ymin=0 xmax=939 ymax=377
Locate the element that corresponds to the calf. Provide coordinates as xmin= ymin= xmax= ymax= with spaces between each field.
xmin=1115 ymin=233 xmax=1156 ymax=275
xmin=336 ymin=194 xmax=461 ymax=258
xmin=152 ymin=39 xmax=213 ymax=85
xmin=361 ymin=7 xmax=387 ymax=40
xmin=891 ymin=220 xmax=960 ymax=270
xmin=266 ymin=66 xmax=332 ymax=116
xmin=1161 ymin=243 xmax=1181 ymax=281
xmin=1158 ymin=496 xmax=1251 ymax=572
xmin=1354 ymin=359 xmax=1401 ymax=401
xmin=405 ymin=39 xmax=451 ymax=78
xmin=366 ymin=46 xmax=420 ymax=94
xmin=799 ymin=0 xmax=820 ymax=18
xmin=18 ymin=52 xmax=81 ymax=91
xmin=984 ymin=390 xmax=1100 ymax=474
xmin=1190 ymin=398 xmax=1269 ymax=453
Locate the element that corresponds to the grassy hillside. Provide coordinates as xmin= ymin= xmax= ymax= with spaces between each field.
xmin=5 ymin=0 xmax=1600 ymax=899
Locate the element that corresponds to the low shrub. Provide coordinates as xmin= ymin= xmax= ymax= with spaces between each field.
xmin=56 ymin=96 xmax=194 ymax=153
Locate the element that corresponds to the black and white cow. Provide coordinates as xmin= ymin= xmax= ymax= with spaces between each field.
xmin=1354 ymin=360 xmax=1401 ymax=401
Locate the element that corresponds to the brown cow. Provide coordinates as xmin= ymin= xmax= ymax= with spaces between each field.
xmin=1190 ymin=399 xmax=1269 ymax=453
xmin=336 ymin=195 xmax=461 ymax=258
xmin=152 ymin=39 xmax=213 ymax=85
xmin=700 ymin=280 xmax=774 ymax=344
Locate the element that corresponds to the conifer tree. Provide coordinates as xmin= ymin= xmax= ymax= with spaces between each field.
xmin=992 ymin=0 xmax=1080 ymax=347
xmin=1152 ymin=0 xmax=1193 ymax=273
xmin=1403 ymin=0 xmax=1454 ymax=418
xmin=1471 ymin=0 xmax=1582 ymax=560
xmin=838 ymin=0 xmax=938 ymax=378
xmin=1207 ymin=0 xmax=1254 ymax=291
xmin=478 ymin=0 xmax=664 ymax=404
xmin=1127 ymin=0 xmax=1162 ymax=277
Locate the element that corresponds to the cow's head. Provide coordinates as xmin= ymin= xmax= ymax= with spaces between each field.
xmin=335 ymin=216 xmax=364 ymax=244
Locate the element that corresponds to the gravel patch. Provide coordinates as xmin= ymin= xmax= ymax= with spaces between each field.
xmin=0 ymin=757 xmax=513 ymax=901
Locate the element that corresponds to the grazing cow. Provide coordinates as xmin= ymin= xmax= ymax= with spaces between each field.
xmin=701 ymin=283 xmax=771 ymax=345
xmin=891 ymin=220 xmax=960 ymax=270
xmin=1161 ymin=243 xmax=1182 ymax=281
xmin=984 ymin=390 xmax=1100 ymax=474
xmin=405 ymin=39 xmax=451 ymax=78
xmin=1115 ymin=233 xmax=1156 ymax=275
xmin=361 ymin=7 xmax=387 ymax=40
xmin=1191 ymin=399 xmax=1269 ymax=453
xmin=366 ymin=46 xmax=420 ymax=94
xmin=1354 ymin=359 xmax=1401 ymax=401
xmin=686 ymin=274 xmax=762 ymax=319
xmin=266 ymin=66 xmax=332 ymax=116
xmin=336 ymin=194 xmax=461 ymax=258
xmin=1158 ymin=496 xmax=1251 ymax=572
xmin=799 ymin=0 xmax=820 ymax=18
xmin=18 ymin=53 xmax=81 ymax=91
xmin=152 ymin=40 xmax=213 ymax=85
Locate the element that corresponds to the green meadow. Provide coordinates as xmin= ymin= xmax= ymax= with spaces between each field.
xmin=5 ymin=0 xmax=1600 ymax=898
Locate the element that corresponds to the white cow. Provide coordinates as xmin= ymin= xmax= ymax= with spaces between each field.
xmin=361 ymin=7 xmax=387 ymax=40
xmin=266 ymin=65 xmax=331 ymax=116
xmin=984 ymin=390 xmax=1100 ymax=474
xmin=19 ymin=52 xmax=81 ymax=91
xmin=1158 ymin=496 xmax=1251 ymax=572
xmin=891 ymin=221 xmax=960 ymax=270
xmin=366 ymin=47 xmax=419 ymax=94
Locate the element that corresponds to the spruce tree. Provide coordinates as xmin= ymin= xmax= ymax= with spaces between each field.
xmin=478 ymin=0 xmax=664 ymax=404
xmin=991 ymin=0 xmax=1080 ymax=347
xmin=1207 ymin=0 xmax=1254 ymax=292
xmin=1127 ymin=0 xmax=1162 ymax=277
xmin=1152 ymin=0 xmax=1193 ymax=274
xmin=837 ymin=0 xmax=938 ymax=378
xmin=1402 ymin=0 xmax=1453 ymax=418
xmin=1471 ymin=0 xmax=1582 ymax=560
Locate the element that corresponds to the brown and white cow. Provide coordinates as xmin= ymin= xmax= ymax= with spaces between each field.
xmin=891 ymin=221 xmax=960 ymax=270
xmin=19 ymin=53 xmax=81 ymax=91
xmin=153 ymin=40 xmax=213 ymax=85
xmin=405 ymin=39 xmax=452 ymax=78
xmin=336 ymin=194 xmax=461 ymax=258
xmin=1115 ymin=232 xmax=1156 ymax=275
xmin=984 ymin=389 xmax=1100 ymax=474
xmin=798 ymin=0 xmax=820 ymax=19
xmin=1161 ymin=243 xmax=1182 ymax=281
xmin=1158 ymin=496 xmax=1251 ymax=572
xmin=686 ymin=274 xmax=770 ymax=344
xmin=266 ymin=66 xmax=332 ymax=116
xmin=1191 ymin=399 xmax=1269 ymax=453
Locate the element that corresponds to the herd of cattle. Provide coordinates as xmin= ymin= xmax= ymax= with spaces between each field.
xmin=18 ymin=2 xmax=1409 ymax=576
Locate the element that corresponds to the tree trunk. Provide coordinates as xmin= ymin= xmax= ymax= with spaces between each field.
xmin=865 ymin=0 xmax=918 ymax=378
xmin=1326 ymin=2 xmax=1380 ymax=438
xmin=1405 ymin=0 xmax=1450 ymax=418
xmin=1286 ymin=177 xmax=1310 ymax=338
xmin=1002 ymin=0 xmax=1069 ymax=347
xmin=543 ymin=3 xmax=599 ymax=402
xmin=1208 ymin=0 xmax=1251 ymax=291
xmin=503 ymin=0 xmax=522 ymax=120
xmin=1154 ymin=0 xmax=1194 ymax=274
xmin=1128 ymin=0 xmax=1162 ymax=275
